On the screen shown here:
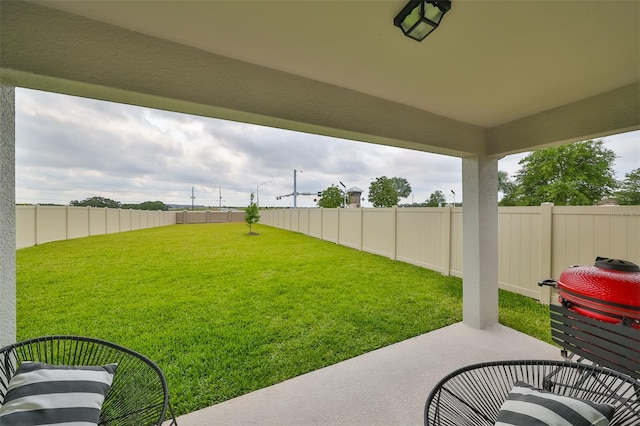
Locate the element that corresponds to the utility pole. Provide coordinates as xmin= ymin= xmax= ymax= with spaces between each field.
xmin=294 ymin=169 xmax=302 ymax=208
xmin=191 ymin=186 xmax=195 ymax=210
xmin=257 ymin=180 xmax=271 ymax=208
xmin=339 ymin=181 xmax=347 ymax=207
xmin=219 ymin=187 xmax=222 ymax=209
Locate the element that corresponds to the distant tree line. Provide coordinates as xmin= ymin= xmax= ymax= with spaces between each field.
xmin=70 ymin=196 xmax=169 ymax=210
xmin=69 ymin=139 xmax=639 ymax=212
xmin=315 ymin=176 xmax=413 ymax=208
xmin=314 ymin=140 xmax=638 ymax=209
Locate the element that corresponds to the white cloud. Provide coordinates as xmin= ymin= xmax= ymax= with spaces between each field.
xmin=602 ymin=130 xmax=640 ymax=179
xmin=15 ymin=88 xmax=638 ymax=208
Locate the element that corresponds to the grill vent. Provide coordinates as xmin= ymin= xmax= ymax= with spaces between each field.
xmin=594 ymin=256 xmax=640 ymax=272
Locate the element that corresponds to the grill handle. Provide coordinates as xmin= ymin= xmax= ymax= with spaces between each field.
xmin=538 ymin=278 xmax=557 ymax=288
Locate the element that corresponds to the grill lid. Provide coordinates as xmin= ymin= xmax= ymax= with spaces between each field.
xmin=556 ymin=257 xmax=640 ymax=326
xmin=594 ymin=256 xmax=640 ymax=272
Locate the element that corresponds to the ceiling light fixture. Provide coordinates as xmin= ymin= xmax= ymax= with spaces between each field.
xmin=393 ymin=0 xmax=452 ymax=42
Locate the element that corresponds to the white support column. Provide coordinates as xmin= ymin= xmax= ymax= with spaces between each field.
xmin=0 ymin=83 xmax=16 ymax=347
xmin=462 ymin=156 xmax=499 ymax=329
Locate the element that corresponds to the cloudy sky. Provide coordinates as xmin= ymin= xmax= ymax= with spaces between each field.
xmin=15 ymin=88 xmax=639 ymax=208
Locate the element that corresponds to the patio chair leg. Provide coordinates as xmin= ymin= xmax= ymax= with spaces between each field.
xmin=167 ymin=402 xmax=178 ymax=426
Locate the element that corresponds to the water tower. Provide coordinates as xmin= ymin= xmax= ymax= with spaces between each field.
xmin=347 ymin=187 xmax=363 ymax=208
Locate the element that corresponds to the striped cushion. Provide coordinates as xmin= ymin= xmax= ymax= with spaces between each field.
xmin=495 ymin=381 xmax=615 ymax=426
xmin=0 ymin=362 xmax=117 ymax=426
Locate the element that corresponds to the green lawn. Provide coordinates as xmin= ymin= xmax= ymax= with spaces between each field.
xmin=16 ymin=223 xmax=551 ymax=416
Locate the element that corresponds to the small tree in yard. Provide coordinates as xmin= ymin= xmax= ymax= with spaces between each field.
xmin=245 ymin=192 xmax=260 ymax=235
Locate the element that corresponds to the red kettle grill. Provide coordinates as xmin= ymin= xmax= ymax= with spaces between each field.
xmin=547 ymin=257 xmax=640 ymax=329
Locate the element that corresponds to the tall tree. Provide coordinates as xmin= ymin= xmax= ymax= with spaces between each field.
xmin=498 ymin=171 xmax=517 ymax=206
xmin=425 ymin=190 xmax=447 ymax=207
xmin=244 ymin=192 xmax=260 ymax=234
xmin=368 ymin=176 xmax=399 ymax=207
xmin=616 ymin=168 xmax=640 ymax=205
xmin=70 ymin=196 xmax=121 ymax=208
xmin=317 ymin=186 xmax=346 ymax=208
xmin=506 ymin=140 xmax=617 ymax=206
xmin=390 ymin=177 xmax=412 ymax=199
xmin=498 ymin=171 xmax=515 ymax=195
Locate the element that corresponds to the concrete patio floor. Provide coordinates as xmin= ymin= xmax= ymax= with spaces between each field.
xmin=168 ymin=322 xmax=563 ymax=426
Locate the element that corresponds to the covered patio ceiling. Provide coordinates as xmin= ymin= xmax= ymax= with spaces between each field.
xmin=1 ymin=0 xmax=638 ymax=158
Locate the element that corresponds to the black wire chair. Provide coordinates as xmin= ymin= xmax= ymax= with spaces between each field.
xmin=425 ymin=360 xmax=640 ymax=426
xmin=0 ymin=335 xmax=177 ymax=426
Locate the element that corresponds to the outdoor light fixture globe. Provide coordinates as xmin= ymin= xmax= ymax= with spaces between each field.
xmin=394 ymin=0 xmax=451 ymax=42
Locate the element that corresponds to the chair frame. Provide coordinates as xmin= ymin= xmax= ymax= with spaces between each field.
xmin=424 ymin=360 xmax=640 ymax=426
xmin=0 ymin=335 xmax=177 ymax=426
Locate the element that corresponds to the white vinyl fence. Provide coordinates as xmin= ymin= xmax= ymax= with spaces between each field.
xmin=175 ymin=210 xmax=246 ymax=224
xmin=17 ymin=203 xmax=639 ymax=304
xmin=16 ymin=205 xmax=176 ymax=249
xmin=260 ymin=204 xmax=640 ymax=304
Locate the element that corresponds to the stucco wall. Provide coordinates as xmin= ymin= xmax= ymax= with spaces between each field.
xmin=0 ymin=84 xmax=16 ymax=347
